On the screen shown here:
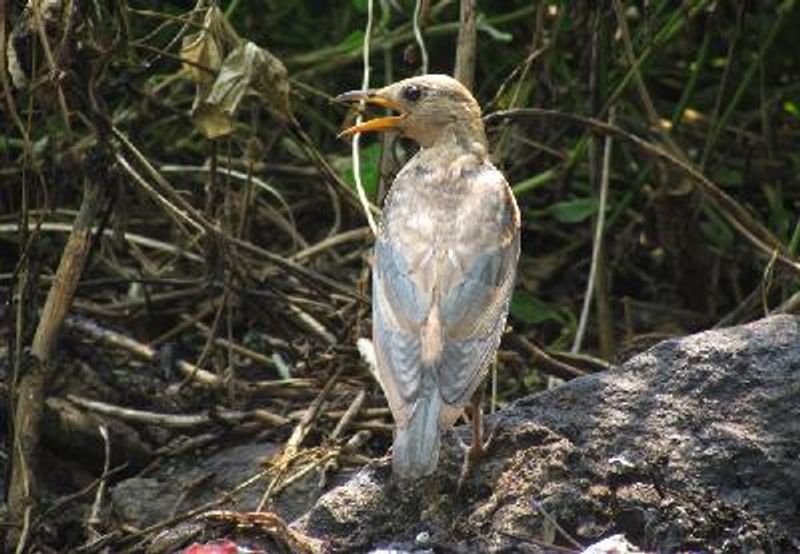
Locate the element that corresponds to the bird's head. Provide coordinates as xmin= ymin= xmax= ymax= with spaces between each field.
xmin=336 ymin=74 xmax=485 ymax=149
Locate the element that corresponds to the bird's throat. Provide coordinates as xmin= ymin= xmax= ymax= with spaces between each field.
xmin=414 ymin=127 xmax=488 ymax=179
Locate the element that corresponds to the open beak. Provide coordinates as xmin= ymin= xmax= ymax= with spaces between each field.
xmin=335 ymin=90 xmax=406 ymax=137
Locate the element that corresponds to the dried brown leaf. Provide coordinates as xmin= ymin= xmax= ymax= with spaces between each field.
xmin=181 ymin=7 xmax=290 ymax=139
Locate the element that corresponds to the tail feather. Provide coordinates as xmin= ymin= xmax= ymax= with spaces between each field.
xmin=392 ymin=387 xmax=442 ymax=479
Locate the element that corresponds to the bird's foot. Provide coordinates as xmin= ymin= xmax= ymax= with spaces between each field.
xmin=456 ymin=417 xmax=496 ymax=493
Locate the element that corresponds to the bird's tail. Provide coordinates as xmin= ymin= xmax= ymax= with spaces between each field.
xmin=392 ymin=385 xmax=442 ymax=480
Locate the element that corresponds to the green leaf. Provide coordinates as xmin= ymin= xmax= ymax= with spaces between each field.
xmin=714 ymin=167 xmax=743 ymax=188
xmin=477 ymin=14 xmax=513 ymax=42
xmin=700 ymin=205 xmax=734 ymax=250
xmin=763 ymin=183 xmax=791 ymax=240
xmin=511 ymin=169 xmax=557 ymax=196
xmin=783 ymin=100 xmax=800 ymax=120
xmin=510 ymin=290 xmax=568 ymax=325
xmin=338 ymin=30 xmax=365 ymax=53
xmin=352 ymin=0 xmax=369 ymax=13
xmin=337 ymin=142 xmax=382 ymax=200
xmin=548 ymin=197 xmax=599 ymax=224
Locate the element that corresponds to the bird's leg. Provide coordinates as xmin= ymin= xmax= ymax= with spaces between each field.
xmin=457 ymin=384 xmax=496 ymax=490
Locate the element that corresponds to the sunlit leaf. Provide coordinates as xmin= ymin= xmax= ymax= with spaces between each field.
xmin=783 ymin=100 xmax=800 ymax=120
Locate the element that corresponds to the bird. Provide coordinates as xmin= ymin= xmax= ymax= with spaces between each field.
xmin=336 ymin=74 xmax=520 ymax=482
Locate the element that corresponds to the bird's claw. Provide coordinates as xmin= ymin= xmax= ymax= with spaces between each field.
xmin=456 ymin=418 xmax=496 ymax=493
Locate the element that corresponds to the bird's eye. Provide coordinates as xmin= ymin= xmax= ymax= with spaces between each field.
xmin=402 ymin=85 xmax=422 ymax=102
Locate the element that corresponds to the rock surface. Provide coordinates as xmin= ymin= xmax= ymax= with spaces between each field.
xmin=293 ymin=315 xmax=800 ymax=553
xmin=110 ymin=442 xmax=356 ymax=530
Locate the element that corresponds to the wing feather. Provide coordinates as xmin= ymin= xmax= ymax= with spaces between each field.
xmin=372 ymin=161 xmax=520 ymax=430
xmin=438 ymin=237 xmax=519 ymax=416
xmin=373 ymin=239 xmax=429 ymax=425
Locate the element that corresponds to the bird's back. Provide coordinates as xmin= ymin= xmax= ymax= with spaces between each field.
xmin=373 ymin=147 xmax=520 ymax=478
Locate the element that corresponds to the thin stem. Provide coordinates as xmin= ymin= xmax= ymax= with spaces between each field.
xmin=413 ymin=0 xmax=429 ymax=74
xmin=573 ymin=109 xmax=615 ymax=354
xmin=351 ymin=0 xmax=379 ymax=237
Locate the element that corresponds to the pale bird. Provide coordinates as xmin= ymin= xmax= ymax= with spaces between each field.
xmin=337 ymin=74 xmax=521 ymax=481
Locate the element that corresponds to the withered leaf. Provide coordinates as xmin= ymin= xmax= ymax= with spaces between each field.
xmin=180 ymin=7 xmax=290 ymax=139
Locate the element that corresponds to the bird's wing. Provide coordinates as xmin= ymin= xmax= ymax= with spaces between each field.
xmin=372 ymin=163 xmax=519 ymax=428
xmin=372 ymin=222 xmax=432 ymax=427
xmin=436 ymin=169 xmax=520 ymax=418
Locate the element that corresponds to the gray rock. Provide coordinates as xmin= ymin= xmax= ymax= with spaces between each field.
xmin=111 ymin=477 xmax=177 ymax=529
xmin=111 ymin=440 xmax=356 ymax=534
xmin=293 ymin=315 xmax=800 ymax=553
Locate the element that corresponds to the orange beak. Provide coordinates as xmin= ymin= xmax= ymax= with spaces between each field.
xmin=335 ymin=90 xmax=406 ymax=137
